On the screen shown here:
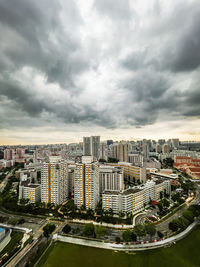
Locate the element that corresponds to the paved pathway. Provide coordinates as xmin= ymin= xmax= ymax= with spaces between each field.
xmin=53 ymin=221 xmax=198 ymax=251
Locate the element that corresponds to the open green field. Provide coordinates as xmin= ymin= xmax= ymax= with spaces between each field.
xmin=37 ymin=226 xmax=200 ymax=267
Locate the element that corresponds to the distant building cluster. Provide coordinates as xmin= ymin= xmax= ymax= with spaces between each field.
xmin=174 ymin=156 xmax=200 ymax=179
xmin=1 ymin=136 xmax=200 ymax=215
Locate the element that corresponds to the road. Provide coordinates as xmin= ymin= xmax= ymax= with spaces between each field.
xmin=7 ymin=237 xmax=39 ymax=267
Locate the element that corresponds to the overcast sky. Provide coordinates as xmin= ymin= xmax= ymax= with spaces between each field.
xmin=0 ymin=0 xmax=200 ymax=145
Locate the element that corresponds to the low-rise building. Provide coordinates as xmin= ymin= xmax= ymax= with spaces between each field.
xmin=19 ymin=179 xmax=41 ymax=203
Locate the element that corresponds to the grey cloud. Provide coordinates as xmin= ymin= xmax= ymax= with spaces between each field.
xmin=0 ymin=0 xmax=88 ymax=89
xmin=121 ymin=49 xmax=148 ymax=70
xmin=0 ymin=0 xmax=200 ymax=136
xmin=93 ymin=0 xmax=132 ymax=20
xmin=158 ymin=2 xmax=200 ymax=72
xmin=0 ymin=74 xmax=115 ymax=129
xmin=0 ymin=78 xmax=52 ymax=116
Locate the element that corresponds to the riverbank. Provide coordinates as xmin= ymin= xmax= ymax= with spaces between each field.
xmin=37 ymin=224 xmax=200 ymax=267
xmin=53 ymin=220 xmax=199 ymax=251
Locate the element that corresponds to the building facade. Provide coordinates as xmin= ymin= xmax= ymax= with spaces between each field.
xmin=102 ymin=179 xmax=171 ymax=214
xmin=99 ymin=165 xmax=124 ymax=194
xmin=74 ymin=156 xmax=99 ymax=210
xmin=41 ymin=157 xmax=68 ymax=205
xmin=83 ymin=136 xmax=100 ymax=159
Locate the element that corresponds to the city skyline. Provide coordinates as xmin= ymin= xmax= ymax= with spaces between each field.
xmin=0 ymin=0 xmax=200 ymax=145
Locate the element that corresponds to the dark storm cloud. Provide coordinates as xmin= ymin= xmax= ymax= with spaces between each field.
xmin=0 ymin=78 xmax=52 ymax=116
xmin=0 ymin=0 xmax=200 ymax=134
xmin=0 ymin=0 xmax=87 ymax=89
xmin=157 ymin=1 xmax=200 ymax=73
xmin=0 ymin=74 xmax=115 ymax=129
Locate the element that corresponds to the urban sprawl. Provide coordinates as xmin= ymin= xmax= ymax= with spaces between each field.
xmin=1 ymin=137 xmax=200 ymax=215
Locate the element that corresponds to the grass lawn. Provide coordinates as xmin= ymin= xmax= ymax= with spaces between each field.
xmin=0 ymin=231 xmax=23 ymax=257
xmin=37 ymin=225 xmax=200 ymax=267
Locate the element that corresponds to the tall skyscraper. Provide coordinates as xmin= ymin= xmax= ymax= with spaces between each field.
xmin=74 ymin=156 xmax=99 ymax=210
xmin=83 ymin=137 xmax=91 ymax=156
xmin=99 ymin=142 xmax=108 ymax=161
xmin=112 ymin=142 xmax=128 ymax=162
xmin=162 ymin=143 xmax=170 ymax=154
xmin=41 ymin=156 xmax=68 ymax=205
xmin=83 ymin=136 xmax=100 ymax=159
xmin=16 ymin=148 xmax=25 ymax=158
xmin=142 ymin=139 xmax=150 ymax=159
xmin=4 ymin=149 xmax=15 ymax=160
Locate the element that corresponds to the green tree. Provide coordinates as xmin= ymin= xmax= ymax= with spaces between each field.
xmin=145 ymin=223 xmax=156 ymax=238
xmin=43 ymin=223 xmax=56 ymax=237
xmin=115 ymin=236 xmax=121 ymax=243
xmin=122 ymin=229 xmax=132 ymax=242
xmin=95 ymin=226 xmax=107 ymax=238
xmin=158 ymin=201 xmax=163 ymax=212
xmin=176 ymin=217 xmax=189 ymax=230
xmin=169 ymin=220 xmax=179 ymax=232
xmin=157 ymin=231 xmax=164 ymax=238
xmin=63 ymin=224 xmax=71 ymax=234
xmin=133 ymin=224 xmax=146 ymax=237
xmin=182 ymin=210 xmax=194 ymax=223
xmin=160 ymin=191 xmax=164 ymax=199
xmin=99 ymin=158 xmax=106 ymax=163
xmin=17 ymin=218 xmax=25 ymax=225
xmin=131 ymin=231 xmax=137 ymax=242
xmin=162 ymin=198 xmax=170 ymax=208
xmin=83 ymin=223 xmax=95 ymax=237
xmin=107 ymin=157 xmax=119 ymax=163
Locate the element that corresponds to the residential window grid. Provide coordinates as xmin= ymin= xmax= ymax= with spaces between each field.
xmin=102 ymin=180 xmax=170 ymax=214
xmin=41 ymin=161 xmax=68 ymax=205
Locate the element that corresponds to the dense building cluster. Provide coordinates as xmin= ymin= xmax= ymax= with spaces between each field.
xmin=1 ymin=137 xmax=200 ymax=215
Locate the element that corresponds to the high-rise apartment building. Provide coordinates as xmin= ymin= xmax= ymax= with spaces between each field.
xmin=128 ymin=154 xmax=144 ymax=166
xmin=162 ymin=144 xmax=170 ymax=154
xmin=99 ymin=142 xmax=108 ymax=161
xmin=112 ymin=142 xmax=128 ymax=162
xmin=74 ymin=156 xmax=99 ymax=210
xmin=156 ymin=144 xmax=162 ymax=153
xmin=16 ymin=148 xmax=25 ymax=158
xmin=142 ymin=139 xmax=150 ymax=159
xmin=99 ymin=165 xmax=124 ymax=194
xmin=83 ymin=137 xmax=91 ymax=156
xmin=4 ymin=149 xmax=15 ymax=160
xmin=107 ymin=162 xmax=146 ymax=183
xmin=83 ymin=136 xmax=100 ymax=159
xmin=41 ymin=156 xmax=68 ymax=205
xmin=102 ymin=179 xmax=171 ymax=214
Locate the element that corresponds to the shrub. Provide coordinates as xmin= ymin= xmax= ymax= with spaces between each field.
xmin=63 ymin=224 xmax=71 ymax=234
xmin=82 ymin=223 xmax=95 ymax=237
xmin=122 ymin=230 xmax=132 ymax=242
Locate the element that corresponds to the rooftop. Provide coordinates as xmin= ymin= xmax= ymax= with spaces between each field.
xmin=104 ymin=188 xmax=142 ymax=196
